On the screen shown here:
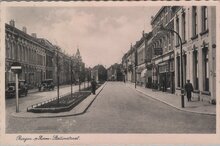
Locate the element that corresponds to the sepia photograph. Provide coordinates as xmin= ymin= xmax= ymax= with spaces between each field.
xmin=0 ymin=1 xmax=219 ymax=144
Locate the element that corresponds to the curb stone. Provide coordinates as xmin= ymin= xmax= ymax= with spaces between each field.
xmin=127 ymin=84 xmax=216 ymax=116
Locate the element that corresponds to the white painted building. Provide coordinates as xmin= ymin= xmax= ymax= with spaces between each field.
xmin=174 ymin=6 xmax=216 ymax=101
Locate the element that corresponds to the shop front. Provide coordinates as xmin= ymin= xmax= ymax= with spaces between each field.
xmin=158 ymin=60 xmax=175 ymax=93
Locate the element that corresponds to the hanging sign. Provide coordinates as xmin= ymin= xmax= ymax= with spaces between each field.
xmin=154 ymin=48 xmax=163 ymax=55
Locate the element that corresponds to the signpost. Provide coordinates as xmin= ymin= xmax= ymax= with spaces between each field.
xmin=11 ymin=62 xmax=22 ymax=113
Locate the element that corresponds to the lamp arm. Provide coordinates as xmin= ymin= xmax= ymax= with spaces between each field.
xmin=161 ymin=27 xmax=183 ymax=45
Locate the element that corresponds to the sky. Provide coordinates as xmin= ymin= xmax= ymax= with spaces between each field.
xmin=6 ymin=6 xmax=160 ymax=68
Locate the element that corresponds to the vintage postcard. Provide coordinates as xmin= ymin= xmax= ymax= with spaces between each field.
xmin=0 ymin=1 xmax=219 ymax=145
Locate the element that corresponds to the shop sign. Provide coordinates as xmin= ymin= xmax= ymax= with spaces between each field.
xmin=159 ymin=64 xmax=168 ymax=73
xmin=11 ymin=62 xmax=22 ymax=74
xmin=154 ymin=48 xmax=163 ymax=55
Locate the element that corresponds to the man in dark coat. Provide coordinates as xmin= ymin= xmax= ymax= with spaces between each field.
xmin=185 ymin=80 xmax=194 ymax=101
xmin=91 ymin=79 xmax=97 ymax=95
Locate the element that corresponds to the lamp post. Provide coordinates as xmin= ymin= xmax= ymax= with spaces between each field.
xmin=160 ymin=25 xmax=184 ymax=108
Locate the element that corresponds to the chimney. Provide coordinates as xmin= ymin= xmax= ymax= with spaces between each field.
xmin=9 ymin=19 xmax=15 ymax=27
xmin=31 ymin=33 xmax=37 ymax=38
xmin=142 ymin=30 xmax=145 ymax=37
xmin=22 ymin=27 xmax=27 ymax=33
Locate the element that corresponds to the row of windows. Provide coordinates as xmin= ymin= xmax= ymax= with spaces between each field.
xmin=137 ymin=49 xmax=144 ymax=65
xmin=176 ymin=48 xmax=209 ymax=91
xmin=175 ymin=6 xmax=208 ymax=45
xmin=6 ymin=38 xmax=46 ymax=66
xmin=150 ymin=32 xmax=173 ymax=57
xmin=192 ymin=6 xmax=208 ymax=37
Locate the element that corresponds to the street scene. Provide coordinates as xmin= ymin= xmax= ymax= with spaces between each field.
xmin=6 ymin=82 xmax=215 ymax=133
xmin=4 ymin=5 xmax=216 ymax=133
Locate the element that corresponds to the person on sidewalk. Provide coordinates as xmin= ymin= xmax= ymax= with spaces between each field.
xmin=184 ymin=80 xmax=194 ymax=102
xmin=91 ymin=78 xmax=97 ymax=95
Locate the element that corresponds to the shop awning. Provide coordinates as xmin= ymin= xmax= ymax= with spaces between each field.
xmin=141 ymin=69 xmax=148 ymax=77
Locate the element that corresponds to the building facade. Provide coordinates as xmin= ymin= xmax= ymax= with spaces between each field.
xmin=150 ymin=6 xmax=179 ymax=93
xmin=91 ymin=65 xmax=107 ymax=82
xmin=5 ymin=20 xmax=85 ymax=89
xmin=136 ymin=31 xmax=153 ymax=87
xmin=5 ymin=20 xmax=47 ymax=88
xmin=121 ymin=6 xmax=216 ymax=103
xmin=174 ymin=6 xmax=216 ymax=101
xmin=122 ymin=45 xmax=135 ymax=83
xmin=107 ymin=63 xmax=123 ymax=81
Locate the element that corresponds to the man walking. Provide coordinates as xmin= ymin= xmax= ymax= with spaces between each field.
xmin=185 ymin=80 xmax=194 ymax=101
xmin=91 ymin=78 xmax=97 ymax=95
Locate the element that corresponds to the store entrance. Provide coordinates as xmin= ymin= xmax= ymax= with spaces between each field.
xmin=159 ymin=72 xmax=174 ymax=93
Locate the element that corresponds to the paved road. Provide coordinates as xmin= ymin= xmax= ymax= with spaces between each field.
xmin=6 ymin=82 xmax=215 ymax=133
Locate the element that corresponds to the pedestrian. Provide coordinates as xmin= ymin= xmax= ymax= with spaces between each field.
xmin=184 ymin=80 xmax=194 ymax=101
xmin=91 ymin=78 xmax=97 ymax=95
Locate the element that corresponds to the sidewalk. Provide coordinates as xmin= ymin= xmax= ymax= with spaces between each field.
xmin=12 ymin=82 xmax=106 ymax=118
xmin=126 ymin=82 xmax=216 ymax=115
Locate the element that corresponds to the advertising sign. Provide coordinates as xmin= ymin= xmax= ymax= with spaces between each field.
xmin=154 ymin=48 xmax=163 ymax=55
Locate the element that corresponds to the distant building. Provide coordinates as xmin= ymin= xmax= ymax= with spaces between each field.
xmin=91 ymin=65 xmax=107 ymax=82
xmin=107 ymin=63 xmax=123 ymax=81
xmin=134 ymin=31 xmax=152 ymax=87
xmin=123 ymin=44 xmax=136 ymax=83
xmin=38 ymin=38 xmax=56 ymax=81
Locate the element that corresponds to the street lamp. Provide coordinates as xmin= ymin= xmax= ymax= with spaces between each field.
xmin=159 ymin=25 xmax=185 ymax=108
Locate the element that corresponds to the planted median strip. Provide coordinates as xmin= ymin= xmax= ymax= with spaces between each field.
xmin=27 ymin=84 xmax=102 ymax=113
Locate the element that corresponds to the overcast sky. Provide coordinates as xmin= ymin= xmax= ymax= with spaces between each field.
xmin=6 ymin=6 xmax=160 ymax=68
